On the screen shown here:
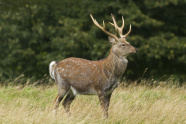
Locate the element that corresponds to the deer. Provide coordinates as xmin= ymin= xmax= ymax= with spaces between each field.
xmin=49 ymin=14 xmax=137 ymax=118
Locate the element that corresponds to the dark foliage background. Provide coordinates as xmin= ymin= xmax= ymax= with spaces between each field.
xmin=0 ymin=0 xmax=185 ymax=83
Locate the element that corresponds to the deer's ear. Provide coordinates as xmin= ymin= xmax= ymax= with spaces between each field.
xmin=108 ymin=36 xmax=117 ymax=45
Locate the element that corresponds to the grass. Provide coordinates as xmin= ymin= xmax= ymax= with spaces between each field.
xmin=0 ymin=81 xmax=185 ymax=124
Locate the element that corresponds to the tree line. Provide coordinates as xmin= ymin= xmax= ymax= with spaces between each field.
xmin=0 ymin=0 xmax=185 ymax=83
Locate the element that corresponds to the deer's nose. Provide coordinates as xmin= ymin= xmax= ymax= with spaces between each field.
xmin=135 ymin=48 xmax=138 ymax=52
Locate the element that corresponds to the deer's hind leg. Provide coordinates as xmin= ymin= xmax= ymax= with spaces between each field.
xmin=62 ymin=89 xmax=76 ymax=116
xmin=53 ymin=79 xmax=70 ymax=115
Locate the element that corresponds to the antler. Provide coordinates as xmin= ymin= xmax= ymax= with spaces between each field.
xmin=109 ymin=13 xmax=124 ymax=37
xmin=109 ymin=13 xmax=131 ymax=38
xmin=90 ymin=14 xmax=118 ymax=40
xmin=123 ymin=24 xmax=131 ymax=38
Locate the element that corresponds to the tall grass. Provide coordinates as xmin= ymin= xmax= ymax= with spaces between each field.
xmin=0 ymin=80 xmax=185 ymax=124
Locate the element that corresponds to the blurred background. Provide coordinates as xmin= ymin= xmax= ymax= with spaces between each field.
xmin=0 ymin=0 xmax=185 ymax=84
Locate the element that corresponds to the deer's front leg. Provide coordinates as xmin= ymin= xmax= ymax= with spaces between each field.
xmin=105 ymin=93 xmax=112 ymax=113
xmin=97 ymin=91 xmax=111 ymax=118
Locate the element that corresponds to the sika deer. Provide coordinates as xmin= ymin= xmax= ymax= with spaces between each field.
xmin=49 ymin=14 xmax=137 ymax=118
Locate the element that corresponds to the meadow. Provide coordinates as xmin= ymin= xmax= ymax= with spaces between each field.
xmin=0 ymin=79 xmax=185 ymax=124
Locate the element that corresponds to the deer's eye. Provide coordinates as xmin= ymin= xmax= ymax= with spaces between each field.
xmin=121 ymin=44 xmax=126 ymax=47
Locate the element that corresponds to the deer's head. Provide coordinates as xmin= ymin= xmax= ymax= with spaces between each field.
xmin=90 ymin=14 xmax=137 ymax=58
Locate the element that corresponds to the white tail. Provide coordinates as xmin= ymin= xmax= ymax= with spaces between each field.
xmin=49 ymin=61 xmax=57 ymax=80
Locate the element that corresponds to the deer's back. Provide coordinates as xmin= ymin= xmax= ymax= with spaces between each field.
xmin=54 ymin=57 xmax=106 ymax=92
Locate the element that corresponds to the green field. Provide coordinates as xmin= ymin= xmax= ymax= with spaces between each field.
xmin=0 ymin=81 xmax=185 ymax=124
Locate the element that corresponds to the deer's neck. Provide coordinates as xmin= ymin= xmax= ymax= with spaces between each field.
xmin=102 ymin=48 xmax=128 ymax=79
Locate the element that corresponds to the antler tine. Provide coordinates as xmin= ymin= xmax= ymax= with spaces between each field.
xmin=110 ymin=13 xmax=118 ymax=32
xmin=122 ymin=24 xmax=131 ymax=38
xmin=121 ymin=16 xmax=125 ymax=29
xmin=90 ymin=14 xmax=118 ymax=40
xmin=103 ymin=20 xmax=105 ymax=28
xmin=109 ymin=13 xmax=125 ymax=38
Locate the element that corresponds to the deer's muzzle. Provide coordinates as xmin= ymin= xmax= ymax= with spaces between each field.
xmin=135 ymin=48 xmax=138 ymax=52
